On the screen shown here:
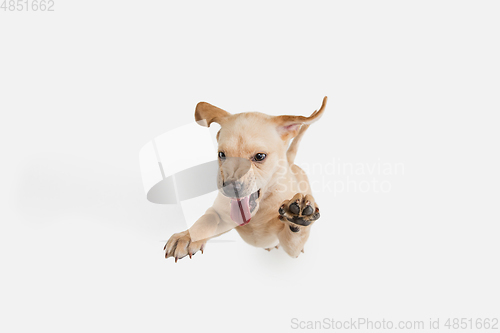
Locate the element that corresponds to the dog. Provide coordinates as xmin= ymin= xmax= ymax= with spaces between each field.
xmin=164 ymin=97 xmax=327 ymax=261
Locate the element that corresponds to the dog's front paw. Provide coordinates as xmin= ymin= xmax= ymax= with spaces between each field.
xmin=164 ymin=230 xmax=206 ymax=262
xmin=279 ymin=193 xmax=320 ymax=232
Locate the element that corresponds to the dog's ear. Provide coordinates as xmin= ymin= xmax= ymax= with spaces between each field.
xmin=274 ymin=96 xmax=327 ymax=140
xmin=195 ymin=102 xmax=231 ymax=127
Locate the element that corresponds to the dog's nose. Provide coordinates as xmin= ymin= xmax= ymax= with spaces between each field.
xmin=219 ymin=156 xmax=253 ymax=198
xmin=225 ymin=180 xmax=243 ymax=191
xmin=223 ymin=180 xmax=244 ymax=197
xmin=232 ymin=181 xmax=243 ymax=192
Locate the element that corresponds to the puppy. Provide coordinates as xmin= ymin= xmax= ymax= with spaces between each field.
xmin=164 ymin=97 xmax=327 ymax=261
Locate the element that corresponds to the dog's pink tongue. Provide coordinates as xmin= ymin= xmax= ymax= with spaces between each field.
xmin=230 ymin=195 xmax=251 ymax=226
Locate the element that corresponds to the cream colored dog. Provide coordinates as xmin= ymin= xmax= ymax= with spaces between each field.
xmin=164 ymin=97 xmax=327 ymax=261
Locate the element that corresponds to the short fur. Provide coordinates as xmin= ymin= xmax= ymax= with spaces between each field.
xmin=165 ymin=97 xmax=327 ymax=261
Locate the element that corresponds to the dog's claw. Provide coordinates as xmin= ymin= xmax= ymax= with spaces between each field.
xmin=189 ymin=253 xmax=192 ymax=259
xmin=265 ymin=244 xmax=280 ymax=251
xmin=175 ymin=257 xmax=178 ymax=263
xmin=301 ymin=249 xmax=304 ymax=253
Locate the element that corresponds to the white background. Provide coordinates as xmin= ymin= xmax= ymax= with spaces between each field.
xmin=1 ymin=1 xmax=499 ymax=332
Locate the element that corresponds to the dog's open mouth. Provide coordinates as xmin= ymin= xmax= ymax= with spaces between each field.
xmin=230 ymin=189 xmax=260 ymax=226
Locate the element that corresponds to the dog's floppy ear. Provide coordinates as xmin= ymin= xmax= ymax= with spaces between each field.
xmin=195 ymin=102 xmax=231 ymax=127
xmin=274 ymin=96 xmax=328 ymax=140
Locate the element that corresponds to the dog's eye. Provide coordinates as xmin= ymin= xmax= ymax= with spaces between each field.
xmin=218 ymin=152 xmax=226 ymax=160
xmin=254 ymin=153 xmax=267 ymax=162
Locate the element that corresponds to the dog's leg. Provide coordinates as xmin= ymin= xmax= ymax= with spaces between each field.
xmin=164 ymin=207 xmax=228 ymax=262
xmin=277 ymin=193 xmax=320 ymax=258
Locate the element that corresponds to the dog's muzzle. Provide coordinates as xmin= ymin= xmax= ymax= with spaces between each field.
xmin=218 ymin=157 xmax=261 ymax=226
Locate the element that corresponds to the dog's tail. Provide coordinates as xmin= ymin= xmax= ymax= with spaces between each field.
xmin=286 ymin=97 xmax=328 ymax=165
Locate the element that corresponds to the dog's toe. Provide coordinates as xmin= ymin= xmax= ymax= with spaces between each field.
xmin=289 ymin=202 xmax=300 ymax=214
xmin=302 ymin=205 xmax=313 ymax=216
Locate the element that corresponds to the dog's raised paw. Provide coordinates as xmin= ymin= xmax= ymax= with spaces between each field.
xmin=279 ymin=193 xmax=320 ymax=230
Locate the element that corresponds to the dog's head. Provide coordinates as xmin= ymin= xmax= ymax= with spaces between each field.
xmin=195 ymin=97 xmax=327 ymax=226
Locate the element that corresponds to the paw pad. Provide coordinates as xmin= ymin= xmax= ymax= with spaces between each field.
xmin=302 ymin=205 xmax=313 ymax=216
xmin=278 ymin=193 xmax=321 ymax=228
xmin=289 ymin=202 xmax=300 ymax=214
